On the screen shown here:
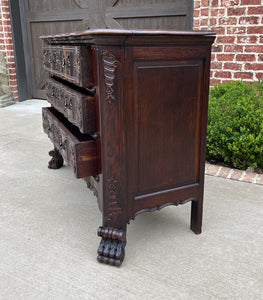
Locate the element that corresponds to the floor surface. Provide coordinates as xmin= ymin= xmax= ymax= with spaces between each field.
xmin=0 ymin=100 xmax=263 ymax=299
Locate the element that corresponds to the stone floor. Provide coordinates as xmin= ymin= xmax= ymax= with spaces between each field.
xmin=0 ymin=100 xmax=263 ymax=299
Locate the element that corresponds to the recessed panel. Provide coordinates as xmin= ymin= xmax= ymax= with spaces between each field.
xmin=136 ymin=61 xmax=203 ymax=194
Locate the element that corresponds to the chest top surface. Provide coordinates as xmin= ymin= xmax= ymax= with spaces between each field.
xmin=40 ymin=29 xmax=216 ymax=46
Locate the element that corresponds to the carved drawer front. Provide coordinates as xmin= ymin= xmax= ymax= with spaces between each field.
xmin=46 ymin=78 xmax=95 ymax=134
xmin=42 ymin=107 xmax=98 ymax=178
xmin=43 ymin=46 xmax=93 ymax=88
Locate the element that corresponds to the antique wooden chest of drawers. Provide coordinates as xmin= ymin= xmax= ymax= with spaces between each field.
xmin=41 ymin=29 xmax=215 ymax=266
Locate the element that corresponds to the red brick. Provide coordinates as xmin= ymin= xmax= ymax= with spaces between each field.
xmin=227 ymin=7 xmax=246 ymax=16
xmin=206 ymin=165 xmax=221 ymax=176
xmin=216 ymin=36 xmax=235 ymax=44
xmin=1 ymin=6 xmax=10 ymax=12
xmin=1 ymin=0 xmax=9 ymax=6
xmin=217 ymin=167 xmax=232 ymax=178
xmin=212 ymin=0 xmax=219 ymax=6
xmin=201 ymin=0 xmax=209 ymax=6
xmin=234 ymin=72 xmax=253 ymax=79
xmin=8 ymin=74 xmax=17 ymax=80
xmin=222 ymin=0 xmax=239 ymax=6
xmin=194 ymin=0 xmax=200 ymax=8
xmin=236 ymin=54 xmax=255 ymax=61
xmin=247 ymin=27 xmax=263 ymax=34
xmin=214 ymin=71 xmax=232 ymax=78
xmin=245 ymin=63 xmax=263 ymax=71
xmin=201 ymin=19 xmax=208 ymax=26
xmin=224 ymin=63 xmax=242 ymax=70
xmin=211 ymin=8 xmax=225 ymax=17
xmin=260 ymin=37 xmax=263 ymax=43
xmin=3 ymin=20 xmax=11 ymax=26
xmin=5 ymin=45 xmax=13 ymax=51
xmin=201 ymin=8 xmax=209 ymax=16
xmin=242 ymin=172 xmax=257 ymax=183
xmin=256 ymin=73 xmax=263 ymax=79
xmin=224 ymin=45 xmax=243 ymax=52
xmin=211 ymin=61 xmax=223 ymax=69
xmin=212 ymin=44 xmax=223 ymax=52
xmin=8 ymin=68 xmax=16 ymax=74
xmin=248 ymin=6 xmax=263 ymax=14
xmin=210 ymin=18 xmax=217 ymax=26
xmin=194 ymin=10 xmax=200 ymax=17
xmin=258 ymin=54 xmax=263 ymax=61
xmin=219 ymin=17 xmax=238 ymax=26
xmin=239 ymin=16 xmax=259 ymax=25
xmin=241 ymin=0 xmax=260 ymax=4
xmin=230 ymin=169 xmax=245 ymax=180
xmin=236 ymin=36 xmax=257 ymax=44
xmin=227 ymin=27 xmax=246 ymax=34
xmin=211 ymin=27 xmax=225 ymax=35
xmin=210 ymin=79 xmax=222 ymax=85
xmin=256 ymin=175 xmax=263 ymax=185
xmin=193 ymin=20 xmax=199 ymax=28
xmin=205 ymin=162 xmax=211 ymax=171
xmin=245 ymin=45 xmax=263 ymax=53
xmin=217 ymin=53 xmax=235 ymax=61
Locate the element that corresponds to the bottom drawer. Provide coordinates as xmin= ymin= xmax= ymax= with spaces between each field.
xmin=42 ymin=107 xmax=98 ymax=178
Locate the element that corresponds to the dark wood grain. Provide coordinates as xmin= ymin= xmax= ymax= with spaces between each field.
xmin=46 ymin=77 xmax=96 ymax=133
xmin=41 ymin=29 xmax=215 ymax=266
xmin=42 ymin=107 xmax=98 ymax=178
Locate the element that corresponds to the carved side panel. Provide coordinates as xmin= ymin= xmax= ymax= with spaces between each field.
xmin=101 ymin=50 xmax=120 ymax=104
xmin=97 ymin=47 xmax=126 ymax=229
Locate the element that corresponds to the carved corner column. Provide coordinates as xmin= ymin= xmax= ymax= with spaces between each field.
xmin=96 ymin=46 xmax=127 ymax=266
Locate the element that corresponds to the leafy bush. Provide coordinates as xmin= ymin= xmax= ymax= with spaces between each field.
xmin=206 ymin=80 xmax=263 ymax=169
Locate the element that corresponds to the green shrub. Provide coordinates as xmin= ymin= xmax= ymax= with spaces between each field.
xmin=206 ymin=80 xmax=263 ymax=169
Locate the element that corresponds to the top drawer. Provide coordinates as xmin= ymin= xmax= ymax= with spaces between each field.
xmin=43 ymin=45 xmax=94 ymax=88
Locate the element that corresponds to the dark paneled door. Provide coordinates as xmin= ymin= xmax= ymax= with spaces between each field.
xmin=19 ymin=0 xmax=193 ymax=99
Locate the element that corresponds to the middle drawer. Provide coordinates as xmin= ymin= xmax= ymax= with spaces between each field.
xmin=46 ymin=78 xmax=96 ymax=134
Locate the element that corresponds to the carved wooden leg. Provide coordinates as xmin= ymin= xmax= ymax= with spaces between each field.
xmin=190 ymin=199 xmax=203 ymax=234
xmin=97 ymin=226 xmax=126 ymax=266
xmin=48 ymin=148 xmax=63 ymax=169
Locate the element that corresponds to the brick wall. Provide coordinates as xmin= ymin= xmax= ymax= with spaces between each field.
xmin=194 ymin=0 xmax=263 ymax=85
xmin=0 ymin=0 xmax=18 ymax=101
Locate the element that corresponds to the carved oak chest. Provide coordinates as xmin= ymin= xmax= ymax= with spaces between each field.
xmin=41 ymin=29 xmax=215 ymax=266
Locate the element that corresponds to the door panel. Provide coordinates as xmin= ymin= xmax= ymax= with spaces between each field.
xmin=20 ymin=0 xmax=193 ymax=98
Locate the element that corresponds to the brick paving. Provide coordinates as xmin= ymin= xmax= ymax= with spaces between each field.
xmin=205 ymin=162 xmax=263 ymax=185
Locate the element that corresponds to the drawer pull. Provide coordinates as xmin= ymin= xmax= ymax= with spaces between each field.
xmin=68 ymin=99 xmax=72 ymax=110
xmin=51 ymin=87 xmax=55 ymax=97
xmin=59 ymin=136 xmax=67 ymax=150
xmin=52 ymin=53 xmax=56 ymax=63
xmin=87 ymin=87 xmax=96 ymax=95
xmin=62 ymin=55 xmax=66 ymax=68
xmin=64 ymin=95 xmax=68 ymax=108
xmin=67 ymin=56 xmax=71 ymax=68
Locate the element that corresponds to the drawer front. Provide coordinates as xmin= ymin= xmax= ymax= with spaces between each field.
xmin=42 ymin=107 xmax=98 ymax=178
xmin=43 ymin=46 xmax=93 ymax=88
xmin=46 ymin=78 xmax=96 ymax=134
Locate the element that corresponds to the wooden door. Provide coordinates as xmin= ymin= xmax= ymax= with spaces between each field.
xmin=20 ymin=0 xmax=193 ymax=99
